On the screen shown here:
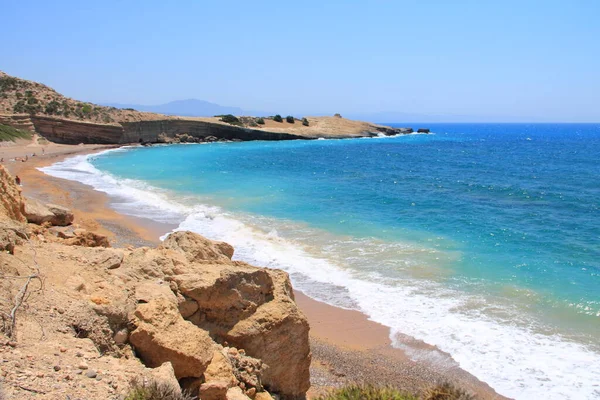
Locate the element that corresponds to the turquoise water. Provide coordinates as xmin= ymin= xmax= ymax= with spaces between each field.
xmin=43 ymin=123 xmax=600 ymax=399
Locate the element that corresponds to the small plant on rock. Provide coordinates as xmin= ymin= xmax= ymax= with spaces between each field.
xmin=286 ymin=115 xmax=295 ymax=123
xmin=125 ymin=378 xmax=195 ymax=400
xmin=302 ymin=117 xmax=309 ymax=126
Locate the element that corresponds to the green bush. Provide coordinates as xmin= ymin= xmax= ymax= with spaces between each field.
xmin=0 ymin=76 xmax=20 ymax=93
xmin=286 ymin=115 xmax=295 ymax=123
xmin=123 ymin=107 xmax=136 ymax=111
xmin=82 ymin=104 xmax=93 ymax=114
xmin=124 ymin=379 xmax=195 ymax=400
xmin=273 ymin=114 xmax=283 ymax=122
xmin=219 ymin=114 xmax=243 ymax=126
xmin=316 ymin=384 xmax=417 ymax=400
xmin=302 ymin=117 xmax=309 ymax=126
xmin=219 ymin=114 xmax=239 ymax=124
xmin=45 ymin=100 xmax=60 ymax=115
xmin=256 ymin=117 xmax=265 ymax=125
xmin=13 ymin=100 xmax=26 ymax=113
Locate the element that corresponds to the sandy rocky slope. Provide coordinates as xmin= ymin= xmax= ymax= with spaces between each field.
xmin=0 ymin=164 xmax=311 ymax=400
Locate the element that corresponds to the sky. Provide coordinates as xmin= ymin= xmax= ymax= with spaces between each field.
xmin=2 ymin=0 xmax=599 ymax=122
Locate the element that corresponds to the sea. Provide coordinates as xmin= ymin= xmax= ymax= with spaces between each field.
xmin=41 ymin=123 xmax=600 ymax=400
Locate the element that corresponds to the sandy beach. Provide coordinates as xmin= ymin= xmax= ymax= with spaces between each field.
xmin=0 ymin=138 xmax=507 ymax=399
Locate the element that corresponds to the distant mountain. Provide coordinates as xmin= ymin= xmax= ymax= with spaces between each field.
xmin=103 ymin=99 xmax=246 ymax=117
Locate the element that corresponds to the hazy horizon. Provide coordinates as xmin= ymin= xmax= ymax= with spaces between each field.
xmin=3 ymin=1 xmax=599 ymax=122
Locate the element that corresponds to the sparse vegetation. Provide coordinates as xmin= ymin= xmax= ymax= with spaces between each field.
xmin=0 ymin=76 xmax=20 ymax=93
xmin=124 ymin=379 xmax=195 ymax=400
xmin=218 ymin=114 xmax=243 ymax=126
xmin=316 ymin=384 xmax=417 ymax=400
xmin=123 ymin=107 xmax=136 ymax=111
xmin=45 ymin=100 xmax=60 ymax=115
xmin=82 ymin=104 xmax=92 ymax=114
xmin=423 ymin=382 xmax=475 ymax=400
xmin=273 ymin=114 xmax=283 ymax=122
xmin=286 ymin=115 xmax=295 ymax=123
xmin=302 ymin=117 xmax=309 ymax=126
xmin=256 ymin=117 xmax=265 ymax=125
xmin=315 ymin=383 xmax=475 ymax=400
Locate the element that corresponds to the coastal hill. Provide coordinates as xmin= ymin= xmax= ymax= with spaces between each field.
xmin=0 ymin=71 xmax=410 ymax=144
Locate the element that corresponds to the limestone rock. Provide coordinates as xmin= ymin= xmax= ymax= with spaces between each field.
xmin=63 ymin=230 xmax=110 ymax=247
xmin=129 ymin=297 xmax=216 ymax=379
xmin=48 ymin=225 xmax=76 ymax=239
xmin=23 ymin=198 xmax=74 ymax=226
xmin=23 ymin=197 xmax=55 ymax=225
xmin=0 ymin=220 xmax=27 ymax=254
xmin=162 ymin=230 xmax=234 ymax=262
xmin=176 ymin=267 xmax=275 ymax=330
xmin=200 ymin=381 xmax=230 ymax=400
xmin=0 ymin=165 xmax=26 ymax=223
xmin=255 ymin=392 xmax=274 ymax=400
xmin=204 ymin=350 xmax=237 ymax=388
xmin=223 ymin=270 xmax=310 ymax=398
xmin=134 ymin=281 xmax=177 ymax=304
xmin=89 ymin=247 xmax=124 ymax=269
xmin=46 ymin=203 xmax=75 ymax=226
xmin=227 ymin=386 xmax=251 ymax=400
xmin=178 ymin=298 xmax=199 ymax=319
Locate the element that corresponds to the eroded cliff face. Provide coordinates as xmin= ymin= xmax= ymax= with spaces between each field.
xmin=30 ymin=115 xmax=125 ymax=144
xmin=0 ymin=165 xmax=311 ymax=400
xmin=120 ymin=119 xmax=307 ymax=144
xmin=23 ymin=115 xmax=305 ymax=144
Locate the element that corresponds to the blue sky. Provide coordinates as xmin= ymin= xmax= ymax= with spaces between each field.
xmin=2 ymin=1 xmax=599 ymax=121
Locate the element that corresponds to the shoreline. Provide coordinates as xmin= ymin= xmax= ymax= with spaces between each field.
xmin=1 ymin=140 xmax=507 ymax=399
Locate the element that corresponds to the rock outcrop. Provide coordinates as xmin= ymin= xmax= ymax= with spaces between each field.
xmin=0 ymin=165 xmax=26 ymax=223
xmin=0 ymin=165 xmax=311 ymax=399
xmin=119 ymin=231 xmax=311 ymax=399
xmin=23 ymin=197 xmax=75 ymax=226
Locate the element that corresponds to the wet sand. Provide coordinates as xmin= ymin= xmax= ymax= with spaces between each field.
xmin=1 ymin=138 xmax=508 ymax=399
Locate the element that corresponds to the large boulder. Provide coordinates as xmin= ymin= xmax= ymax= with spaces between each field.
xmin=118 ymin=231 xmax=310 ymax=399
xmin=176 ymin=267 xmax=274 ymax=330
xmin=46 ymin=203 xmax=75 ymax=226
xmin=24 ymin=197 xmax=74 ymax=226
xmin=223 ymin=270 xmax=310 ymax=399
xmin=129 ymin=297 xmax=216 ymax=379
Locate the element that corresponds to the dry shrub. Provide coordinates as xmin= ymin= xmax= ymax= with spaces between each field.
xmin=316 ymin=384 xmax=417 ymax=400
xmin=125 ymin=378 xmax=195 ymax=400
xmin=424 ymin=382 xmax=475 ymax=400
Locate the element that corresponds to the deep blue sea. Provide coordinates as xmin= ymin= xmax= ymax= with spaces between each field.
xmin=42 ymin=123 xmax=600 ymax=399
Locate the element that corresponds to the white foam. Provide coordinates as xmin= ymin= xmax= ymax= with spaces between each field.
xmin=168 ymin=210 xmax=600 ymax=400
xmin=41 ymin=151 xmax=600 ymax=400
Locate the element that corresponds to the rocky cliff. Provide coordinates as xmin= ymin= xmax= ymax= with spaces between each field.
xmin=0 ymin=164 xmax=311 ymax=399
